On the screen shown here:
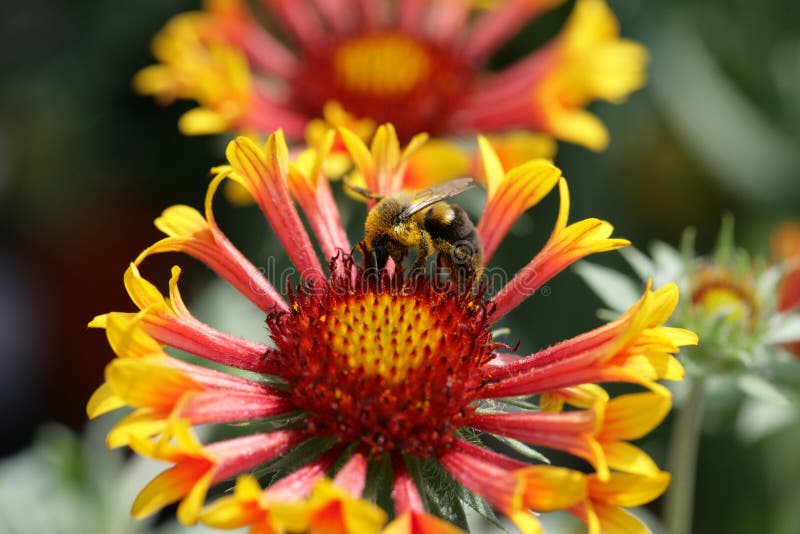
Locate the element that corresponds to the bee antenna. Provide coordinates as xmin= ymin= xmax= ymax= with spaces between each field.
xmin=343 ymin=177 xmax=383 ymax=201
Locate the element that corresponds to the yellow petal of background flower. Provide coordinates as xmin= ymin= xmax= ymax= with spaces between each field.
xmin=339 ymin=126 xmax=375 ymax=186
xmin=485 ymin=131 xmax=557 ymax=170
xmin=400 ymin=132 xmax=429 ymax=164
xmin=404 ymin=139 xmax=471 ymax=191
xmin=371 ymin=124 xmax=401 ymax=177
xmin=179 ymin=108 xmax=231 ymax=135
xmin=548 ymin=106 xmax=609 ymax=152
xmin=586 ymin=42 xmax=649 ymax=103
xmin=477 ymin=135 xmax=505 ymax=198
xmin=132 ymin=64 xmax=178 ymax=97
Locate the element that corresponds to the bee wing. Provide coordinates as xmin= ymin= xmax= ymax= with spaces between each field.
xmin=398 ymin=178 xmax=475 ymax=221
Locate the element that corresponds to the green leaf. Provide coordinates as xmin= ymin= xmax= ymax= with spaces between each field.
xmin=679 ymin=227 xmax=697 ymax=263
xmin=255 ymin=436 xmax=337 ymax=481
xmin=573 ymin=261 xmax=640 ymax=312
xmin=36 ymin=424 xmax=86 ymax=487
xmin=737 ymin=374 xmax=790 ymax=405
xmin=491 ymin=435 xmax=550 ymax=464
xmin=650 ymin=241 xmax=686 ymax=282
xmin=763 ymin=314 xmax=800 ymax=344
xmin=454 ymin=480 xmax=506 ymax=532
xmin=193 ymin=277 xmax=274 ymax=346
xmin=620 ymin=246 xmax=656 ymax=281
xmin=363 ymin=453 xmax=393 ymax=511
xmin=735 ymin=397 xmax=797 ymax=443
xmin=406 ymin=457 xmax=469 ymax=530
xmin=769 ymin=358 xmax=800 ymax=389
xmin=714 ymin=214 xmax=737 ymax=266
xmin=491 ymin=398 xmax=540 ymax=411
xmin=756 ymin=265 xmax=782 ymax=297
xmin=221 ymin=410 xmax=307 ymax=438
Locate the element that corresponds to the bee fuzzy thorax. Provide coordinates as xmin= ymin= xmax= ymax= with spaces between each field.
xmin=361 ymin=179 xmax=483 ymax=281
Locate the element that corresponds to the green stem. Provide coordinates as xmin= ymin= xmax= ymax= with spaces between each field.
xmin=666 ymin=376 xmax=706 ymax=534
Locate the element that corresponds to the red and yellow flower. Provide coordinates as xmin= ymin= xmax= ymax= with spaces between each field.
xmin=89 ymin=125 xmax=694 ymax=532
xmin=772 ymin=222 xmax=800 ymax=357
xmin=689 ymin=263 xmax=758 ymax=328
xmin=135 ymin=0 xmax=646 ymax=151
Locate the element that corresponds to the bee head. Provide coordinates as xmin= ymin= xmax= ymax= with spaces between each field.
xmin=371 ymin=239 xmax=390 ymax=269
xmin=370 ymin=234 xmax=409 ymax=269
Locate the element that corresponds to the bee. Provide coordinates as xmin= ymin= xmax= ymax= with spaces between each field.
xmin=349 ymin=178 xmax=483 ymax=283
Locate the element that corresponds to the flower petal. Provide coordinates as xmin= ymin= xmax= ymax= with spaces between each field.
xmin=382 ymin=511 xmax=466 ymax=534
xmin=601 ymin=441 xmax=661 ymax=477
xmin=493 ymin=179 xmax=629 ymax=320
xmin=516 ymin=465 xmax=587 ymax=512
xmin=477 ymin=156 xmax=561 ymax=262
xmin=599 ymin=392 xmax=671 ymax=442
xmin=86 ymin=382 xmax=125 ymax=418
xmin=589 ymin=471 xmax=671 ymax=508
xmin=225 ymin=133 xmax=323 ymax=282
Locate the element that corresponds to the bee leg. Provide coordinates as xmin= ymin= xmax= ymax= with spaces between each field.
xmin=434 ymin=239 xmax=477 ymax=287
xmin=409 ymin=232 xmax=433 ymax=279
xmin=432 ymin=240 xmax=457 ymax=284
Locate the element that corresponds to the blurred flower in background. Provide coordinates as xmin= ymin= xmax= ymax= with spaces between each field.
xmin=135 ymin=0 xmax=647 ymax=151
xmin=772 ymin=222 xmax=800 ymax=358
xmin=576 ymin=217 xmax=800 ymax=409
xmin=576 ymin=216 xmax=800 ymax=534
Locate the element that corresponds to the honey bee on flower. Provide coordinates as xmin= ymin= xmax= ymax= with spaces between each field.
xmin=346 ymin=176 xmax=482 ymax=283
xmin=88 ymin=125 xmax=694 ymax=533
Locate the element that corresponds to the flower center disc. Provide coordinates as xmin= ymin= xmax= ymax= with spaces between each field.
xmin=267 ymin=262 xmax=495 ymax=457
xmin=290 ymin=32 xmax=470 ymax=141
xmin=691 ymin=265 xmax=757 ymax=325
xmin=333 ymin=33 xmax=433 ymax=98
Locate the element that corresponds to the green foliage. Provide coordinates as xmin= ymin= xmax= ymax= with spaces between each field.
xmin=0 ymin=420 xmax=225 ymax=534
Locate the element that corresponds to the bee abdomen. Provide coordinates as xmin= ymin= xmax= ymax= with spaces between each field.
xmin=424 ymin=204 xmax=476 ymax=242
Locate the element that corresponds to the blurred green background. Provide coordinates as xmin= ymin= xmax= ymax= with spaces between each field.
xmin=0 ymin=0 xmax=798 ymax=532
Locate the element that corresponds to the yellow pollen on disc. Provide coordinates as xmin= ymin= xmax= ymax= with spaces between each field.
xmin=333 ymin=33 xmax=433 ymax=97
xmin=326 ymin=293 xmax=444 ymax=384
xmin=696 ymin=287 xmax=751 ymax=323
xmin=691 ymin=265 xmax=757 ymax=326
